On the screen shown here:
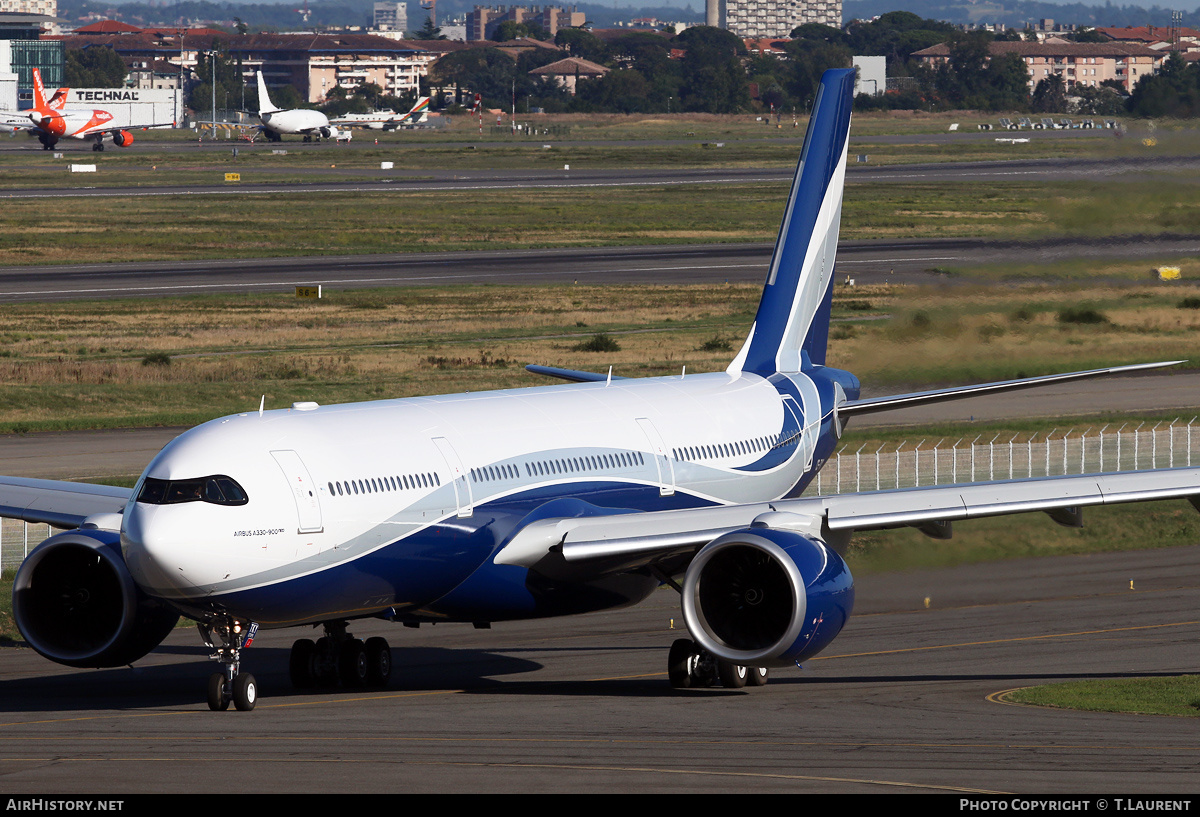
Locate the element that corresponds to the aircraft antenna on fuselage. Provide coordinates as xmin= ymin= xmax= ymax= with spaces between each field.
xmin=728 ymin=68 xmax=856 ymax=378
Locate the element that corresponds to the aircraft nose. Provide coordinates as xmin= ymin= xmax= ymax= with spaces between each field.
xmin=122 ymin=504 xmax=207 ymax=599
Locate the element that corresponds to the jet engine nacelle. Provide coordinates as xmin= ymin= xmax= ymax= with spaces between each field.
xmin=13 ymin=529 xmax=179 ymax=668
xmin=112 ymin=130 xmax=133 ymax=147
xmin=681 ymin=528 xmax=854 ymax=667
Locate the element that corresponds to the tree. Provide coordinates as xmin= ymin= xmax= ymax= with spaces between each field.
xmin=65 ymin=46 xmax=127 ymax=88
xmin=783 ymin=39 xmax=852 ymax=109
xmin=676 ymin=26 xmax=749 ymax=113
xmin=414 ymin=16 xmax=446 ymax=40
xmin=555 ymin=28 xmax=608 ymax=63
xmin=1031 ymin=74 xmax=1067 ymax=113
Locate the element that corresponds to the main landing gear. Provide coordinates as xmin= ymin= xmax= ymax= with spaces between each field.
xmin=667 ymin=638 xmax=768 ymax=690
xmin=199 ymin=617 xmax=259 ymax=711
xmin=288 ymin=620 xmax=392 ymax=690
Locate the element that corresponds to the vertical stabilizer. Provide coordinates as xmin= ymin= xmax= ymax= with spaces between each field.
xmin=728 ymin=68 xmax=855 ymax=376
xmin=406 ymin=96 xmax=430 ymax=121
xmin=31 ymin=68 xmax=48 ymax=110
xmin=256 ymin=71 xmax=280 ymax=115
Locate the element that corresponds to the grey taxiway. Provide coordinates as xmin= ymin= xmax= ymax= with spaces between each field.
xmin=1 ymin=140 xmax=1198 ymax=793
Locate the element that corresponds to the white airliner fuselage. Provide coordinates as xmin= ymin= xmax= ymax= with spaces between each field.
xmin=122 ymin=369 xmax=835 ymax=627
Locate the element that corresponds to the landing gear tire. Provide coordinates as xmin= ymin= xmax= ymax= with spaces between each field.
xmin=289 ymin=638 xmax=316 ymax=688
xmin=313 ymin=636 xmax=339 ymax=686
xmin=207 ymin=672 xmax=230 ymax=711
xmin=339 ymin=638 xmax=368 ymax=688
xmin=365 ymin=637 xmax=391 ymax=687
xmin=718 ymin=660 xmax=748 ymax=689
xmin=747 ymin=666 xmax=769 ymax=686
xmin=233 ymin=673 xmax=258 ymax=711
xmin=668 ymin=638 xmax=716 ymax=689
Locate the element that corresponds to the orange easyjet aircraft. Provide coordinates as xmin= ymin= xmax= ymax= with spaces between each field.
xmin=14 ymin=68 xmax=173 ymax=151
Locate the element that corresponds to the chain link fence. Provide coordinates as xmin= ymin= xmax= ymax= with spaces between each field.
xmin=2 ymin=519 xmax=52 ymax=574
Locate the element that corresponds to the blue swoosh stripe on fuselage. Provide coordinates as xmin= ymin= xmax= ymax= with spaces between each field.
xmin=167 ymin=481 xmax=721 ymax=627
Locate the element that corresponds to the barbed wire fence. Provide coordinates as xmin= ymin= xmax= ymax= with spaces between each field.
xmin=809 ymin=418 xmax=1198 ymax=496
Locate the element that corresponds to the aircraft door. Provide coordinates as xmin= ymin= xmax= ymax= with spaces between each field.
xmin=271 ymin=449 xmax=324 ymax=534
xmin=636 ymin=418 xmax=675 ymax=496
xmin=432 ymin=436 xmax=473 ymax=518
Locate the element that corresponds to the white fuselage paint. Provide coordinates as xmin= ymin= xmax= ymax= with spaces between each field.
xmin=260 ymin=108 xmax=330 ymax=136
xmin=121 ymin=369 xmax=831 ymax=622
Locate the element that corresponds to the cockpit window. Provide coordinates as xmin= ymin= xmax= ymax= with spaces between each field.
xmin=137 ymin=476 xmax=249 ymax=506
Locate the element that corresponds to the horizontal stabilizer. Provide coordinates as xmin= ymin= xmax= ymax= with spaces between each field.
xmin=525 ymin=364 xmax=625 ymax=383
xmin=840 ymin=360 xmax=1185 ymax=417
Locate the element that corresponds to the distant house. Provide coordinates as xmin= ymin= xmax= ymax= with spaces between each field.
xmin=913 ymin=40 xmax=1164 ymax=94
xmin=528 ymin=56 xmax=608 ymax=93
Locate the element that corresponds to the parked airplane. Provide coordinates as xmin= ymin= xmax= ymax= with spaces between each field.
xmin=5 ymin=68 xmax=1197 ymax=712
xmin=255 ymin=71 xmax=340 ymax=143
xmin=9 ymin=68 xmax=172 ymax=151
xmin=330 ymin=96 xmax=431 ymax=130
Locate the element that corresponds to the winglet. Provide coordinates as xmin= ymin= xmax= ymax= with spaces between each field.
xmin=729 ymin=68 xmax=855 ymax=377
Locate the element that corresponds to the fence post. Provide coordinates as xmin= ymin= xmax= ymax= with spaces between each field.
xmin=875 ymin=444 xmax=885 ymax=491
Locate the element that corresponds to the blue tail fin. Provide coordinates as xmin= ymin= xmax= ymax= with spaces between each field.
xmin=728 ymin=68 xmax=855 ymax=376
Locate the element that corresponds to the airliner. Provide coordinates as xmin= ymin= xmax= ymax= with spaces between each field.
xmin=5 ymin=69 xmax=1198 ymax=713
xmin=331 ymin=96 xmax=431 ymax=130
xmin=10 ymin=69 xmax=173 ymax=151
xmin=255 ymin=71 xmax=341 ymax=143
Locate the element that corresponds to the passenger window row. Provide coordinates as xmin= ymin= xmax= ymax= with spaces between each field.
xmin=328 ymin=471 xmax=440 ymax=498
xmin=468 ymin=451 xmax=646 ymax=483
xmin=526 ymin=450 xmax=644 ymax=478
xmin=672 ymin=433 xmax=796 ymax=463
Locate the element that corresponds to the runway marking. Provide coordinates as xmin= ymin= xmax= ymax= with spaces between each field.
xmin=0 ymin=264 xmax=765 ymax=299
xmin=1 ymin=176 xmax=791 ymax=200
xmin=819 ymin=619 xmax=1200 ymax=661
xmin=837 ymin=256 xmax=961 ymax=264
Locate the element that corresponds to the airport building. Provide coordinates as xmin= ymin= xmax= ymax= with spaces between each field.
xmin=0 ymin=12 xmax=64 ymax=107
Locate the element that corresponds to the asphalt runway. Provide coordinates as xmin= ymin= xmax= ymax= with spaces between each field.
xmin=0 ymin=544 xmax=1196 ymax=793
xmin=3 ymin=234 xmax=1200 ymax=302
xmin=2 ymin=133 xmax=1199 ymax=793
xmin=4 ymin=153 xmax=1199 ymax=201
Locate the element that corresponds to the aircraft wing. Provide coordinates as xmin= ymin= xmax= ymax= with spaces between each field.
xmin=0 ymin=476 xmax=131 ymax=529
xmin=839 ymin=361 xmax=1184 ymax=417
xmin=79 ymin=122 xmax=177 ymax=137
xmin=495 ymin=467 xmax=1200 ymax=572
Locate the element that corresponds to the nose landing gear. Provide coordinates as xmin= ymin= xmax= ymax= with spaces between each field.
xmin=199 ymin=617 xmax=259 ymax=711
